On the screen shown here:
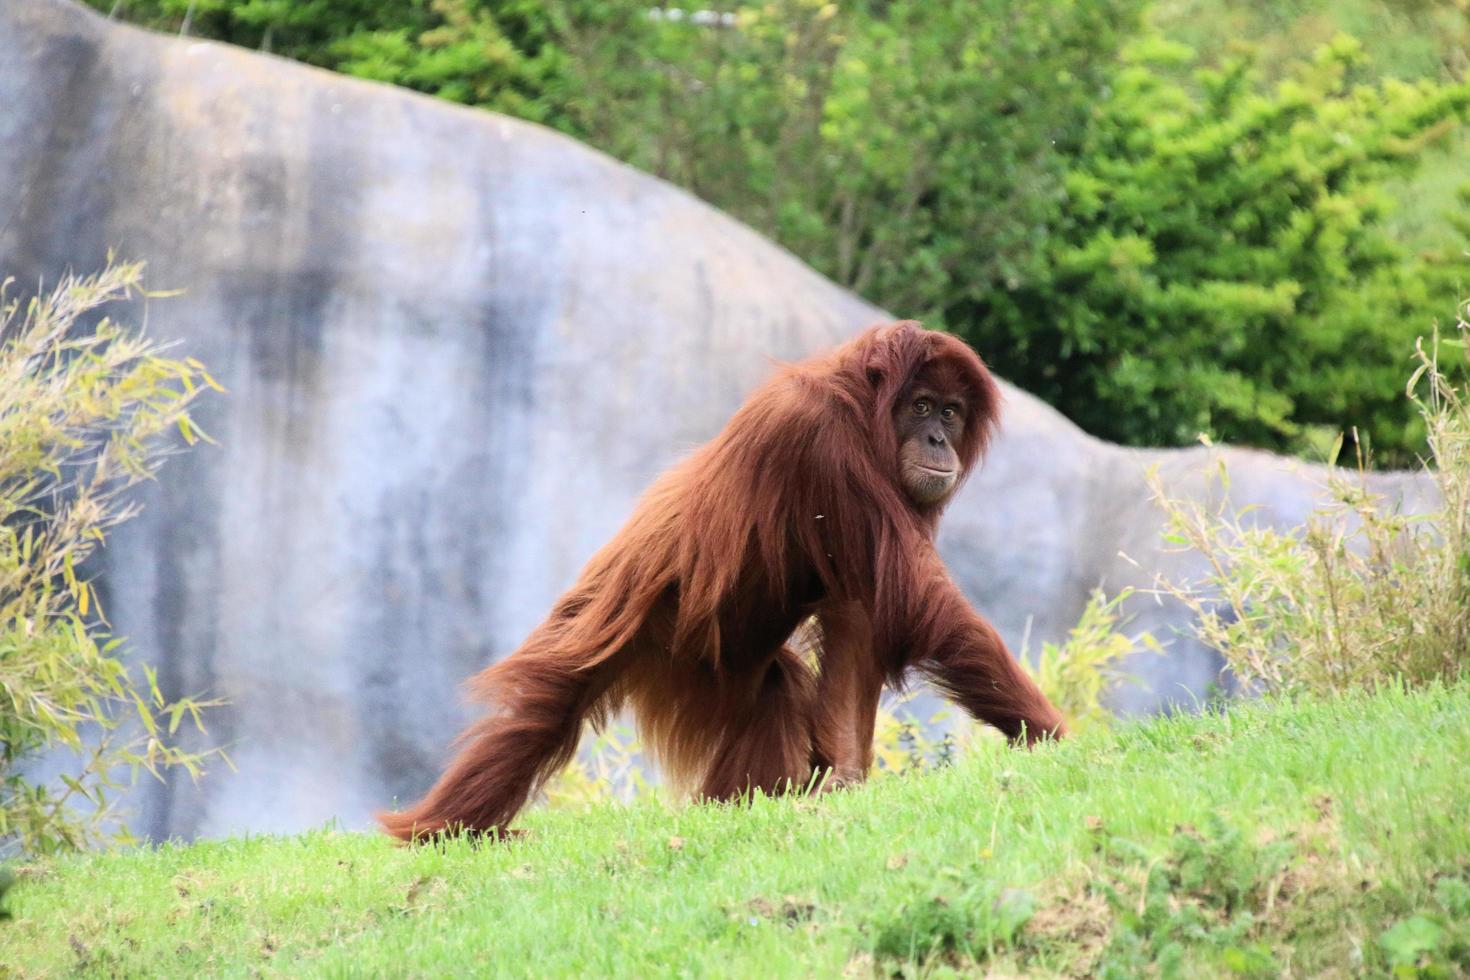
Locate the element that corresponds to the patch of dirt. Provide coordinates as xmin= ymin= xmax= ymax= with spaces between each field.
xmin=1023 ymin=881 xmax=1113 ymax=977
xmin=397 ymin=874 xmax=449 ymax=915
xmin=745 ymin=894 xmax=818 ymax=925
xmin=1259 ymin=795 xmax=1377 ymax=936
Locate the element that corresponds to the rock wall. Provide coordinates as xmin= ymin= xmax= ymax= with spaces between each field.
xmin=0 ymin=0 xmax=1434 ymax=838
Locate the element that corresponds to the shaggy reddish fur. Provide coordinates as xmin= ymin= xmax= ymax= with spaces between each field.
xmin=380 ymin=321 xmax=1066 ymax=841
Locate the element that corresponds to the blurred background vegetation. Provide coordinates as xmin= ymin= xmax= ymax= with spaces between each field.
xmin=88 ymin=0 xmax=1470 ymax=465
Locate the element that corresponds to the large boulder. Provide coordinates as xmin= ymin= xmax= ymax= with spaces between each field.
xmin=0 ymin=0 xmax=1434 ymax=839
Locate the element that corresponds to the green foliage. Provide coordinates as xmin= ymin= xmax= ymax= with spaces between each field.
xmin=1148 ymin=315 xmax=1470 ymax=695
xmin=868 ymin=882 xmax=1034 ymax=966
xmin=95 ymin=0 xmax=573 ymax=124
xmin=324 ymin=0 xmax=573 ymax=126
xmin=0 ymin=262 xmax=222 ymax=856
xmin=1153 ymin=0 xmax=1470 ymax=85
xmin=971 ymin=35 xmax=1470 ymax=463
xmin=1092 ymin=812 xmax=1294 ymax=977
xmin=1377 ymin=875 xmax=1470 ymax=978
xmin=540 ymin=722 xmax=653 ymax=809
xmin=1023 ymin=588 xmax=1154 ymax=734
xmin=555 ymin=0 xmax=1145 ymax=323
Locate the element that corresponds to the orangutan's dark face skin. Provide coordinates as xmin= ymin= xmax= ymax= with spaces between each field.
xmin=895 ymin=378 xmax=967 ymax=506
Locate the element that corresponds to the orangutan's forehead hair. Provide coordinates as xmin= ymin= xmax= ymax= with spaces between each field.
xmin=866 ymin=322 xmax=991 ymax=390
xmin=904 ymin=359 xmax=976 ymax=401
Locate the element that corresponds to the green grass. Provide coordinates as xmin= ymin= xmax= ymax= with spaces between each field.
xmin=4 ymin=683 xmax=1469 ymax=977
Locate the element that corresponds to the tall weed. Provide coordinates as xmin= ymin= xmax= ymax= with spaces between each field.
xmin=1148 ymin=317 xmax=1470 ymax=694
xmin=0 ymin=262 xmax=222 ymax=854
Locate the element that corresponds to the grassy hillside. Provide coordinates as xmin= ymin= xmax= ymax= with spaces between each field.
xmin=4 ymin=682 xmax=1468 ymax=977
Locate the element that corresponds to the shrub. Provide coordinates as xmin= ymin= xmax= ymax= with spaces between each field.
xmin=1147 ymin=311 xmax=1470 ymax=695
xmin=968 ymin=35 xmax=1470 ymax=464
xmin=540 ymin=722 xmax=653 ymax=808
xmin=1022 ymin=588 xmax=1154 ymax=735
xmin=0 ymin=262 xmax=222 ymax=855
xmin=555 ymin=0 xmax=1144 ymax=322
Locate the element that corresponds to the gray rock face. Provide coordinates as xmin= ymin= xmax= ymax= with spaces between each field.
xmin=1 ymin=0 xmax=1434 ymax=839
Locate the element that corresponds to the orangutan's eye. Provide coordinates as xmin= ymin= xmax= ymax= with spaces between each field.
xmin=913 ymin=399 xmax=931 ymax=417
xmin=941 ymin=406 xmax=956 ymax=421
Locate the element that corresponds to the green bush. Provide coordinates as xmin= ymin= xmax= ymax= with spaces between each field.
xmin=0 ymin=262 xmax=222 ymax=855
xmin=1148 ymin=311 xmax=1470 ymax=696
xmin=1022 ymin=588 xmax=1154 ymax=735
xmin=88 ymin=0 xmax=580 ymax=127
xmin=969 ymin=35 xmax=1470 ymax=464
xmin=556 ymin=0 xmax=1144 ymax=320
